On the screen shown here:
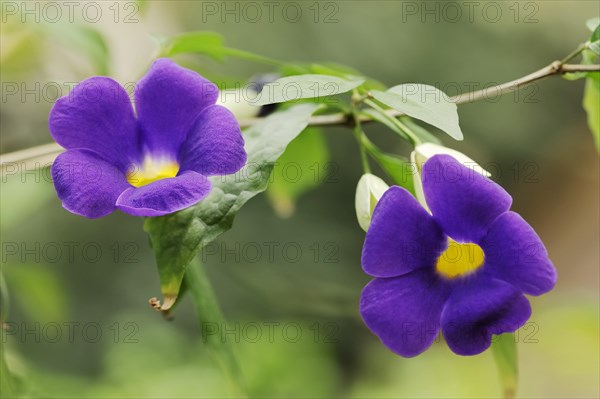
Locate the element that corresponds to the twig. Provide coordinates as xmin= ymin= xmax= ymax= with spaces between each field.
xmin=1 ymin=62 xmax=598 ymax=173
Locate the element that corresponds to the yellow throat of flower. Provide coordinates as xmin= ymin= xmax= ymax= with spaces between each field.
xmin=435 ymin=239 xmax=485 ymax=279
xmin=127 ymin=156 xmax=180 ymax=187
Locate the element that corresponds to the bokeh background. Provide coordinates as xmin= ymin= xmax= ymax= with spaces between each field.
xmin=1 ymin=1 xmax=599 ymax=398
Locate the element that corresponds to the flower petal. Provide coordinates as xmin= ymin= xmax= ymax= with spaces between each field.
xmin=49 ymin=77 xmax=138 ymax=171
xmin=441 ymin=277 xmax=531 ymax=356
xmin=179 ymin=105 xmax=246 ymax=176
xmin=360 ymin=270 xmax=451 ymax=357
xmin=51 ymin=149 xmax=130 ymax=218
xmin=422 ymin=154 xmax=512 ymax=243
xmin=362 ymin=186 xmax=446 ymax=278
xmin=116 ymin=171 xmax=211 ymax=217
xmin=482 ymin=212 xmax=557 ymax=296
xmin=135 ymin=58 xmax=219 ymax=158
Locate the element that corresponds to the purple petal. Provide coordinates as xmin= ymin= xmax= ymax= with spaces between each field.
xmin=362 ymin=186 xmax=446 ymax=278
xmin=441 ymin=277 xmax=531 ymax=356
xmin=179 ymin=105 xmax=246 ymax=176
xmin=134 ymin=58 xmax=219 ymax=158
xmin=51 ymin=149 xmax=130 ymax=218
xmin=49 ymin=77 xmax=139 ymax=171
xmin=422 ymin=155 xmax=512 ymax=243
xmin=116 ymin=171 xmax=211 ymax=217
xmin=482 ymin=212 xmax=556 ymax=296
xmin=360 ymin=270 xmax=451 ymax=357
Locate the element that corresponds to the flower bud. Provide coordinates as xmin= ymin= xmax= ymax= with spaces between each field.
xmin=355 ymin=173 xmax=390 ymax=232
xmin=411 ymin=143 xmax=490 ymax=209
xmin=217 ymin=89 xmax=261 ymax=120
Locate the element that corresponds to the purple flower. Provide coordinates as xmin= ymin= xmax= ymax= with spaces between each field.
xmin=49 ymin=58 xmax=246 ymax=218
xmin=360 ymin=154 xmax=557 ymax=357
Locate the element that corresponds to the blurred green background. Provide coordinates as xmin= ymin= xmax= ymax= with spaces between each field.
xmin=1 ymin=1 xmax=599 ymax=398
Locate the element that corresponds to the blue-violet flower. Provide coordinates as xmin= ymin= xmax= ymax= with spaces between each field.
xmin=360 ymin=154 xmax=557 ymax=356
xmin=49 ymin=58 xmax=246 ymax=218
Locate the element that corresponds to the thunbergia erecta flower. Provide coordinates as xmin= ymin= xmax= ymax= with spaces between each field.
xmin=49 ymin=58 xmax=246 ymax=218
xmin=360 ymin=154 xmax=557 ymax=357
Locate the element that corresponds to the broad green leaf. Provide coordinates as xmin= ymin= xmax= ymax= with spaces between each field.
xmin=309 ymin=63 xmax=386 ymax=91
xmin=564 ymin=20 xmax=600 ymax=80
xmin=278 ymin=62 xmax=385 ymax=91
xmin=589 ymin=42 xmax=600 ymax=55
xmin=587 ymin=19 xmax=600 ymax=55
xmin=589 ymin=19 xmax=600 ymax=40
xmin=583 ymin=73 xmax=600 ymax=152
xmin=267 ymin=127 xmax=329 ymax=218
xmin=252 ymin=74 xmax=365 ymax=106
xmin=144 ymin=104 xmax=321 ymax=309
xmin=371 ymin=84 xmax=464 ymax=140
xmin=491 ymin=334 xmax=518 ymax=399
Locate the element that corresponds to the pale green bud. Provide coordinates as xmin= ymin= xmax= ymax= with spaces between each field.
xmin=355 ymin=173 xmax=390 ymax=232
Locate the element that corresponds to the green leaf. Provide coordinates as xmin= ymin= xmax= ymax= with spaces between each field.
xmin=587 ymin=17 xmax=600 ymax=32
xmin=583 ymin=73 xmax=600 ymax=152
xmin=144 ymin=104 xmax=321 ymax=309
xmin=371 ymin=84 xmax=463 ymax=140
xmin=491 ymin=334 xmax=518 ymax=399
xmin=252 ymin=74 xmax=365 ymax=106
xmin=360 ymin=136 xmax=415 ymax=193
xmin=370 ymin=152 xmax=414 ymax=194
xmin=266 ymin=127 xmax=329 ymax=218
xmin=309 ymin=63 xmax=386 ymax=91
xmin=586 ymin=18 xmax=600 ymax=55
xmin=589 ymin=41 xmax=600 ymax=55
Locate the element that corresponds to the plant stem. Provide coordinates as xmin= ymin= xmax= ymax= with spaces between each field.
xmin=2 ymin=62 xmax=599 ymax=170
xmin=223 ymin=47 xmax=286 ymax=68
xmin=560 ymin=43 xmax=588 ymax=64
xmin=363 ymin=98 xmax=422 ymax=146
xmin=184 ymin=259 xmax=246 ymax=398
xmin=352 ymin=111 xmax=371 ymax=173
